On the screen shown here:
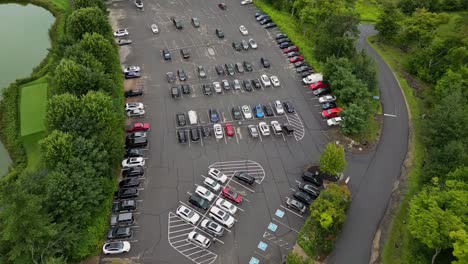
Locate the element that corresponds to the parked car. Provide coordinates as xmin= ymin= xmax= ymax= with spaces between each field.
xmin=260 ymin=74 xmax=271 ymax=87
xmin=122 ymin=167 xmax=144 ymax=178
xmin=209 ymin=108 xmax=220 ymax=123
xmin=198 ymin=65 xmax=207 ymax=78
xmin=190 ymin=127 xmax=200 ymax=142
xmin=285 ymin=198 xmax=307 ymax=214
xmin=126 ymin=122 xmax=150 ymax=132
xmin=216 ymin=28 xmax=224 ymax=38
xmin=310 ymin=81 xmax=329 ymax=90
xmin=134 ymin=0 xmax=143 ymax=9
xmin=119 ymin=178 xmax=140 ymax=188
xmin=126 ymin=132 xmax=147 ymax=141
xmin=213 ymin=82 xmax=222 ymax=93
xmin=283 ymin=123 xmax=295 ymax=135
xmin=232 ymin=106 xmax=242 ymax=120
xmin=275 ymin=33 xmax=287 ymax=39
xmin=287 ymin=51 xmax=300 ymax=58
xmin=216 ymin=198 xmax=237 ymax=215
xmin=125 ymin=148 xmax=144 ymax=158
xmin=225 ymin=123 xmax=235 ymax=137
xmin=254 ymin=104 xmax=264 ymax=118
xmin=274 ymin=100 xmax=285 ymax=115
xmin=225 ymin=63 xmax=235 ymax=75
xmin=222 ymin=79 xmax=230 ymax=90
xmin=243 ymin=61 xmax=253 ymax=72
xmin=172 ymin=17 xmax=183 ymax=29
xmin=271 ymin=120 xmax=282 ymax=135
xmin=209 ymin=206 xmax=235 ymax=228
xmin=200 ymin=219 xmax=224 ymax=237
xmin=115 ymin=188 xmax=139 ymax=199
xmin=215 ymin=65 xmax=225 ymax=75
xmin=270 ymin=76 xmax=280 ymax=87
xmin=203 ymin=84 xmax=212 ymax=95
xmin=176 ymin=113 xmax=187 ymax=126
xmin=302 ymin=171 xmax=324 ymax=188
xmin=180 ymin=48 xmax=191 ymax=59
xmin=248 ymin=125 xmax=259 ymax=138
xmin=298 ymin=183 xmax=321 ymax=199
xmin=166 ymin=72 xmax=176 ymax=83
xmin=218 ymin=2 xmax=227 ymax=10
xmin=283 ymin=45 xmax=299 ymax=53
xmin=203 ymin=177 xmax=221 ymax=192
xmin=171 ymin=87 xmax=181 ymax=99
xmin=107 ymin=227 xmax=132 ymax=239
xmin=117 ymin=39 xmax=132 ymax=46
xmin=112 ymin=200 xmax=137 ymax=213
xmin=102 ymin=241 xmax=131 ymax=255
xmin=260 ymin=57 xmax=270 ymax=68
xmin=188 ymin=232 xmax=211 ymax=249
xmin=162 ymin=49 xmax=171 ymax=60
xmin=123 ymin=66 xmax=140 ymax=73
xmin=189 ymin=194 xmax=210 ymax=210
xmin=125 ymin=71 xmax=141 ymax=79
xmin=263 ymin=104 xmax=274 ymax=116
xmin=243 ymin=79 xmax=253 ymax=91
xmin=222 ymin=187 xmax=242 ymax=204
xmin=241 ymin=39 xmax=249 ymax=50
xmin=151 ymin=24 xmax=159 ymax=33
xmin=181 ymin=84 xmax=191 ymax=94
xmin=125 ymin=88 xmax=143 ymax=97
xmin=283 ymin=101 xmax=295 ymax=113
xmin=239 ymin=25 xmax=248 ymax=35
xmin=127 ymin=109 xmax=145 ymax=117
xmin=277 ymin=38 xmax=290 ymax=44
xmin=265 ymin=23 xmax=277 ymax=29
xmin=293 ymin=191 xmax=313 ymax=205
xmin=176 ymin=205 xmax=200 ymax=224
xmin=321 ymin=102 xmax=337 ymax=110
xmin=213 ymin=124 xmax=223 ymax=139
xmin=208 ymin=168 xmax=228 ymax=183
xmin=313 ymin=87 xmax=331 ymax=96
xmin=234 ymin=171 xmax=255 ymax=185
xmin=122 ymin=157 xmax=145 ymax=168
xmin=279 ymin=42 xmax=293 ymax=49
xmin=289 ymin=56 xmax=304 ymax=63
xmin=318 ymin=95 xmax=337 ymax=103
xmin=258 ymin=122 xmax=270 ymax=136
xmin=178 ymin=69 xmax=187 ymax=81
xmin=191 ymin=17 xmax=200 ymax=27
xmin=125 ymin=103 xmax=144 ymax=112
xmin=327 ymin=117 xmax=343 ymax=126
xmin=177 ymin=129 xmax=187 ymax=144
xmin=322 ymin=107 xmax=343 ymax=119
xmin=241 ymin=105 xmax=253 ymax=119
xmin=232 ymin=41 xmax=242 ymax=51
xmin=248 ymin=38 xmax=258 ymax=49
xmin=303 ymin=73 xmax=323 ymax=84
xmin=110 ymin=212 xmax=134 ymax=226
xmin=114 ymin=29 xmax=129 ymax=37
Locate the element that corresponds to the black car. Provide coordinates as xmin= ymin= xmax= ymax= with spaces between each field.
xmin=279 ymin=42 xmax=293 ymax=49
xmin=171 ymin=87 xmax=181 ymax=98
xmin=251 ymin=79 xmax=261 ymax=89
xmin=112 ymin=199 xmax=137 ymax=213
xmin=162 ymin=49 xmax=171 ymax=60
xmin=189 ymin=194 xmax=210 ymax=210
xmin=125 ymin=148 xmax=144 ymax=158
xmin=322 ymin=102 xmax=337 ymax=110
xmin=232 ymin=41 xmax=242 ymax=51
xmin=176 ymin=112 xmax=186 ymax=126
xmin=215 ymin=28 xmax=224 ymax=39
xmin=225 ymin=63 xmax=235 ymax=76
xmin=209 ymin=108 xmax=220 ymax=123
xmin=243 ymin=80 xmax=253 ymax=91
xmin=122 ymin=166 xmax=144 ymax=178
xmin=302 ymin=171 xmax=324 ymax=188
xmin=178 ymin=69 xmax=187 ymax=81
xmin=172 ymin=17 xmax=183 ymax=29
xmin=260 ymin=57 xmax=270 ymax=68
xmin=107 ymin=227 xmax=132 ymax=239
xmin=124 ymin=71 xmax=141 ymax=79
xmin=300 ymin=70 xmax=314 ymax=78
xmin=119 ymin=178 xmax=140 ymax=188
xmin=243 ymin=61 xmax=253 ymax=72
xmin=166 ymin=72 xmax=176 ymax=83
xmin=180 ymin=48 xmax=190 ymax=59
xmin=265 ymin=23 xmax=277 ymax=29
xmin=218 ymin=3 xmax=226 ymax=10
xmin=313 ymin=88 xmax=331 ymax=96
xmin=277 ymin=38 xmax=290 ymax=44
xmin=234 ymin=171 xmax=255 ymax=185
xmin=201 ymin=126 xmax=211 ymax=138
xmin=181 ymin=84 xmax=191 ymax=94
xmin=255 ymin=12 xmax=264 ymax=18
xmin=256 ymin=14 xmax=268 ymax=21
xmin=282 ymin=123 xmax=295 ymax=135
xmin=287 ymin=51 xmax=300 ymax=58
xmin=294 ymin=61 xmax=308 ymax=68
xmin=125 ymin=88 xmax=143 ymax=97
xmin=263 ymin=105 xmax=274 ymax=116
xmin=191 ymin=17 xmax=200 ymax=27
xmin=203 ymin=84 xmax=212 ymax=95
xmin=293 ymin=191 xmax=313 ymax=205
xmin=115 ymin=188 xmax=139 ymax=199
xmin=235 ymin=62 xmax=244 ymax=73
xmin=215 ymin=65 xmax=225 ymax=75
xmin=190 ymin=127 xmax=200 ymax=142
xmin=232 ymin=106 xmax=242 ymax=120
xmin=283 ymin=101 xmax=295 ymax=113
xmin=275 ymin=33 xmax=287 ymax=40
xmin=177 ymin=129 xmax=187 ymax=144
xmin=259 ymin=18 xmax=272 ymax=25
xmin=298 ymin=183 xmax=321 ymax=199
xmin=126 ymin=137 xmax=148 ymax=148
xmin=296 ymin=66 xmax=311 ymax=73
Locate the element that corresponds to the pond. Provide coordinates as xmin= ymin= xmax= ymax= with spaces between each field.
xmin=0 ymin=3 xmax=54 ymax=176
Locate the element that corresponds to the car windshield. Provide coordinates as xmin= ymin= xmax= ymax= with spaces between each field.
xmin=228 ymin=190 xmax=237 ymax=198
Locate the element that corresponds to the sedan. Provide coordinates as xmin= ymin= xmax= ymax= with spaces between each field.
xmin=200 ymin=219 xmax=224 ymax=237
xmin=318 ymin=95 xmax=337 ymax=103
xmin=216 ymin=198 xmax=237 ymax=215
xmin=181 ymin=84 xmax=191 ymax=94
xmin=126 ymin=122 xmax=150 ymax=132
xmin=222 ymin=187 xmax=242 ymax=204
xmin=125 ymin=71 xmax=140 ymax=79
xmin=322 ymin=102 xmax=337 ymax=110
xmin=123 ymin=66 xmax=140 ymax=73
xmin=122 ymin=157 xmax=145 ymax=168
xmin=270 ymin=76 xmax=280 ymax=87
xmin=166 ymin=72 xmax=176 ymax=83
xmin=225 ymin=123 xmax=235 ymax=137
xmin=232 ymin=106 xmax=242 ymax=120
xmin=232 ymin=41 xmax=242 ymax=51
xmin=234 ymin=171 xmax=255 ymax=185
xmin=313 ymin=88 xmax=331 ymax=97
xmin=277 ymin=38 xmax=290 ymax=44
xmin=107 ymin=227 xmax=132 ymax=239
xmin=126 ymin=132 xmax=147 ymax=140
xmin=287 ymin=51 xmax=300 ymax=58
xmin=222 ymin=79 xmax=230 ymax=90
xmin=248 ymin=38 xmax=258 ymax=49
xmin=248 ymin=125 xmax=259 ymax=138
xmin=293 ymin=191 xmax=313 ymax=205
xmin=203 ymin=177 xmax=221 ymax=192
xmin=254 ymin=104 xmax=264 ymax=118
xmin=310 ymin=81 xmax=329 ymax=90
xmin=127 ymin=109 xmax=145 ymax=117
xmin=283 ymin=101 xmax=295 ymax=113
xmin=198 ymin=65 xmax=207 ymax=78
xmin=114 ymin=29 xmax=129 ymax=37
xmin=279 ymin=42 xmax=293 ymax=49
xmin=203 ymin=84 xmax=212 ymax=95
xmin=285 ymin=198 xmax=307 ymax=214
xmin=176 ymin=205 xmax=200 ymax=225
xmin=243 ymin=61 xmax=253 ymax=72
xmin=225 ymin=63 xmax=235 ymax=75
xmin=208 ymin=168 xmax=228 ymax=183
xmin=241 ymin=105 xmax=253 ymax=119
xmin=233 ymin=79 xmax=241 ymax=90
xmin=177 ymin=69 xmax=187 ymax=81
xmin=275 ymin=33 xmax=287 ymax=39
xmin=260 ymin=74 xmax=271 ymax=87
xmin=241 ymin=39 xmax=249 ymax=50
xmin=216 ymin=28 xmax=224 ymax=38
xmin=302 ymin=171 xmax=324 ymax=188
xmin=260 ymin=57 xmax=270 ymax=68
xmin=251 ymin=79 xmax=262 ymax=89
xmin=215 ymin=65 xmax=225 ymax=75
xmin=283 ymin=45 xmax=299 ymax=53
xmin=265 ymin=23 xmax=277 ymax=29
xmin=213 ymin=82 xmax=222 ymax=93
xmin=191 ymin=17 xmax=200 ymax=27
xmin=289 ymin=56 xmax=304 ymax=63
xmin=263 ymin=105 xmax=274 ymax=116
xmin=124 ymin=88 xmax=143 ymax=97
xmin=327 ymin=117 xmax=343 ymax=126
xmin=296 ymin=66 xmax=311 ymax=73
xmin=162 ymin=49 xmax=171 ymax=60
xmin=188 ymin=232 xmax=211 ymax=249
xmin=180 ymin=48 xmax=191 ymax=59
xmin=239 ymin=25 xmax=248 ymax=35
xmin=274 ymin=100 xmax=285 ymax=115
xmin=119 ymin=178 xmax=140 ymax=188
xmin=235 ymin=63 xmax=244 ymax=73
xmin=322 ymin=107 xmax=343 ymax=119
xmin=103 ymin=241 xmax=131 ymax=255
xmin=258 ymin=122 xmax=270 ymax=136
xmin=213 ymin=124 xmax=223 ymax=139
xmin=125 ymin=103 xmax=144 ymax=112
xmin=209 ymin=108 xmax=220 ymax=123
xmin=151 ymin=24 xmax=159 ymax=33
xmin=243 ymin=80 xmax=253 ymax=91
xmin=189 ymin=194 xmax=210 ymax=210
xmin=299 ymin=183 xmax=321 ymax=199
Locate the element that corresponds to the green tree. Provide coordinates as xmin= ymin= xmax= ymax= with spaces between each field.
xmin=67 ymin=7 xmax=112 ymax=40
xmin=73 ymin=0 xmax=106 ymax=11
xmin=375 ymin=1 xmax=402 ymax=41
xmin=451 ymin=229 xmax=468 ymax=264
xmin=329 ymin=67 xmax=371 ymax=106
xmin=320 ymin=143 xmax=347 ymax=176
xmin=352 ymin=51 xmax=378 ymax=92
xmin=78 ymin=32 xmax=118 ymax=74
xmin=433 ymin=68 xmax=468 ymax=100
xmin=341 ymin=103 xmax=370 ymax=135
xmin=40 ymin=130 xmax=74 ymax=168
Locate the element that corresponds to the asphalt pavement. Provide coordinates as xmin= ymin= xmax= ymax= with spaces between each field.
xmin=327 ymin=24 xmax=409 ymax=264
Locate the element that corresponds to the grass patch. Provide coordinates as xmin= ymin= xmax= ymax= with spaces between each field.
xmin=255 ymin=0 xmax=321 ymax=70
xmin=356 ymin=0 xmax=382 ymax=23
xmin=22 ymin=131 xmax=45 ymax=171
xmin=20 ymin=78 xmax=48 ymax=136
xmin=367 ymin=35 xmax=427 ymax=264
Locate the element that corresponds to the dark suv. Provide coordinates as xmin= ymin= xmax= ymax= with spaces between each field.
xmin=115 ymin=188 xmax=139 ymax=199
xmin=122 ymin=166 xmax=144 ymax=178
xmin=189 ymin=194 xmax=210 ymax=210
xmin=234 ymin=171 xmax=255 ymax=185
xmin=112 ymin=199 xmax=137 ymax=213
xmin=215 ymin=28 xmax=224 ymax=38
xmin=172 ymin=17 xmax=183 ymax=29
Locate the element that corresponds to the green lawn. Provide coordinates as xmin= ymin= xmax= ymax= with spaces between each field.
xmin=356 ymin=0 xmax=382 ymax=23
xmin=22 ymin=131 xmax=45 ymax=171
xmin=20 ymin=78 xmax=48 ymax=136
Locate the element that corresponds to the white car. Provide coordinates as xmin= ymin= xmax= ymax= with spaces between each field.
xmin=260 ymin=74 xmax=271 ymax=87
xmin=248 ymin=38 xmax=257 ymax=49
xmin=102 ymin=241 xmax=131 ymax=255
xmin=127 ymin=109 xmax=145 ymax=117
xmin=258 ymin=122 xmax=270 ymax=136
xmin=151 ymin=24 xmax=159 ymax=34
xmin=241 ymin=105 xmax=253 ymax=119
xmin=195 ymin=186 xmax=215 ymax=202
xmin=122 ymin=157 xmax=145 ymax=168
xmin=204 ymin=177 xmax=221 ymax=192
xmin=248 ymin=125 xmax=259 ymax=138
xmin=274 ymin=100 xmax=284 ymax=115
xmin=208 ymin=168 xmax=228 ymax=184
xmin=123 ymin=66 xmax=140 ymax=73
xmin=233 ymin=79 xmax=241 ymax=90
xmin=209 ymin=206 xmax=235 ymax=228
xmin=241 ymin=0 xmax=252 ymax=4
xmin=270 ymin=76 xmax=280 ymax=87
xmin=176 ymin=205 xmax=200 ymax=225
xmin=216 ymin=198 xmax=237 ymax=215
xmin=213 ymin=82 xmax=222 ymax=93
xmin=327 ymin=117 xmax=343 ymax=126
xmin=214 ymin=124 xmax=223 ymax=139
xmin=134 ymin=0 xmax=143 ymax=9
xmin=239 ymin=25 xmax=248 ymax=35
xmin=271 ymin=120 xmax=282 ymax=135
xmin=125 ymin=102 xmax=144 ymax=111
xmin=188 ymin=231 xmax=211 ymax=249
xmin=302 ymin=73 xmax=323 ymax=85
xmin=318 ymin=95 xmax=337 ymax=104
xmin=200 ymin=219 xmax=224 ymax=237
xmin=114 ymin=29 xmax=129 ymax=37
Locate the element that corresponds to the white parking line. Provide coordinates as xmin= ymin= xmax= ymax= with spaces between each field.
xmin=272 ymin=218 xmax=300 ymax=233
xmin=229 ymin=179 xmax=255 ymax=193
xmin=280 ymin=204 xmax=305 ymax=219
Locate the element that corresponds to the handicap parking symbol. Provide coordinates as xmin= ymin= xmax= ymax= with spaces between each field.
xmin=249 ymin=257 xmax=260 ymax=264
xmin=268 ymin=222 xmax=278 ymax=232
xmin=257 ymin=241 xmax=268 ymax=251
xmin=275 ymin=209 xmax=285 ymax=218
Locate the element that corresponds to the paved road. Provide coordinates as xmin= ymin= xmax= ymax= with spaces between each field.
xmin=328 ymin=24 xmax=409 ymax=264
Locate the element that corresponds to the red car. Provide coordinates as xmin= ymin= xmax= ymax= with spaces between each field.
xmin=283 ymin=45 xmax=299 ymax=53
xmin=225 ymin=123 xmax=235 ymax=137
xmin=222 ymin=187 xmax=242 ymax=204
xmin=289 ymin=55 xmax=304 ymax=63
xmin=126 ymin=122 xmax=151 ymax=133
xmin=309 ymin=81 xmax=329 ymax=90
xmin=322 ymin=107 xmax=343 ymax=119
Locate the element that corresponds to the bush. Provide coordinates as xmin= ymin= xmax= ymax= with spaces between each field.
xmin=320 ymin=143 xmax=347 ymax=176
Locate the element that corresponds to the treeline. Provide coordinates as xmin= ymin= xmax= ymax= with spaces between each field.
xmin=0 ymin=0 xmax=124 ymax=263
xmin=375 ymin=3 xmax=468 ymax=264
xmin=260 ymin=0 xmax=378 ymax=137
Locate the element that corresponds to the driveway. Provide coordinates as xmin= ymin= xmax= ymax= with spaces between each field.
xmin=327 ymin=24 xmax=409 ymax=264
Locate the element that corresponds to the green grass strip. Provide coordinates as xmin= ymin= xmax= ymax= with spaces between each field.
xmin=20 ymin=80 xmax=48 ymax=136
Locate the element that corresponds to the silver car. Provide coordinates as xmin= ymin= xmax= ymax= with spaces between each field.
xmin=248 ymin=125 xmax=259 ymax=138
xmin=200 ymin=219 xmax=224 ymax=237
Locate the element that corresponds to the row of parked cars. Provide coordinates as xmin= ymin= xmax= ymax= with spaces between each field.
xmin=176 ymin=168 xmax=256 ymax=248
xmin=285 ymin=167 xmax=325 ymax=214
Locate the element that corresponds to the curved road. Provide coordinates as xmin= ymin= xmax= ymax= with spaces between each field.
xmin=328 ymin=24 xmax=409 ymax=264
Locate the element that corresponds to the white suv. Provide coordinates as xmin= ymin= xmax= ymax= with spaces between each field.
xmin=213 ymin=82 xmax=222 ymax=93
xmin=188 ymin=231 xmax=211 ymax=249
xmin=208 ymin=168 xmax=228 ymax=184
xmin=274 ymin=100 xmax=284 ymax=115
xmin=258 ymin=122 xmax=270 ymax=136
xmin=216 ymin=198 xmax=237 ymax=215
xmin=209 ymin=206 xmax=235 ymax=228
xmin=176 ymin=205 xmax=200 ymax=225
xmin=195 ymin=186 xmax=215 ymax=202
xmin=260 ymin=74 xmax=271 ymax=87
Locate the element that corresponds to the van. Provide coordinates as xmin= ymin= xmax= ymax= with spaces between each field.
xmin=188 ymin=110 xmax=198 ymax=125
xmin=110 ymin=212 xmax=134 ymax=226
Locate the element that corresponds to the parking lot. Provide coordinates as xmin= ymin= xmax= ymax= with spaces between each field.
xmin=105 ymin=0 xmax=330 ymax=263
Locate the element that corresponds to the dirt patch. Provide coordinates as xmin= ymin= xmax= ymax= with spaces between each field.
xmin=292 ymin=243 xmax=318 ymax=263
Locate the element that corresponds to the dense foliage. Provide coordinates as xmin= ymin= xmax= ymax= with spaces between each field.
xmin=0 ymin=0 xmax=124 ymax=262
xmin=375 ymin=3 xmax=468 ymax=264
xmin=319 ymin=143 xmax=347 ymax=176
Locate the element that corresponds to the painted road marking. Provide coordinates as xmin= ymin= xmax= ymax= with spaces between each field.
xmin=257 ymin=241 xmax=268 ymax=251
xmin=275 ymin=209 xmax=285 ymax=218
xmin=383 ymin=113 xmax=397 ymax=117
xmin=280 ymin=204 xmax=305 ymax=219
xmin=249 ymin=257 xmax=260 ymax=264
xmin=268 ymin=223 xmax=278 ymax=232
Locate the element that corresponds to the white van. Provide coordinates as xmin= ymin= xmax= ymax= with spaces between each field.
xmin=188 ymin=110 xmax=198 ymax=125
